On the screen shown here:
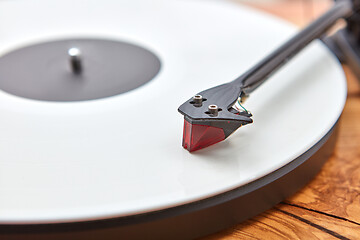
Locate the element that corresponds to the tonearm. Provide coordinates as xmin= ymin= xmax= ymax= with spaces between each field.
xmin=178 ymin=0 xmax=360 ymax=152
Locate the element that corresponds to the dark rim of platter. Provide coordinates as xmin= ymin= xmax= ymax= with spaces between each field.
xmin=0 ymin=118 xmax=340 ymax=237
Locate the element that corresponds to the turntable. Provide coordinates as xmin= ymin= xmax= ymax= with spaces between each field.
xmin=0 ymin=0 xmax=357 ymax=239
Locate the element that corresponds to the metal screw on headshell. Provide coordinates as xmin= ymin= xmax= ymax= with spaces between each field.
xmin=192 ymin=95 xmax=204 ymax=107
xmin=208 ymin=105 xmax=219 ymax=116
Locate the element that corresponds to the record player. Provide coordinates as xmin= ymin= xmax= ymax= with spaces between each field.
xmin=0 ymin=0 xmax=358 ymax=239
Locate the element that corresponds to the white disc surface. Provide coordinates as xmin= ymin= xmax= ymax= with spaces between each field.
xmin=0 ymin=0 xmax=346 ymax=223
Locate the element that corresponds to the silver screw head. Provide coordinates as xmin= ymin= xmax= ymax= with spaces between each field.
xmin=208 ymin=104 xmax=219 ymax=114
xmin=192 ymin=95 xmax=203 ymax=104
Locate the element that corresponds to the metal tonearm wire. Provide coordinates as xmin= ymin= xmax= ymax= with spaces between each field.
xmin=178 ymin=0 xmax=359 ymax=152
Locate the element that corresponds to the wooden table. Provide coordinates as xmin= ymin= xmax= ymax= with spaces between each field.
xmin=203 ymin=1 xmax=360 ymax=239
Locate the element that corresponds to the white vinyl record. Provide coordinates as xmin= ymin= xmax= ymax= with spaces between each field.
xmin=0 ymin=0 xmax=346 ymax=225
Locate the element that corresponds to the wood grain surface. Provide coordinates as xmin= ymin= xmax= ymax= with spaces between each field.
xmin=202 ymin=1 xmax=360 ymax=239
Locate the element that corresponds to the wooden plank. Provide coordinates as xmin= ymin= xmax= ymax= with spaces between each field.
xmin=344 ymin=65 xmax=360 ymax=95
xmin=203 ymin=203 xmax=360 ymax=240
xmin=234 ymin=0 xmax=331 ymax=27
xmin=203 ymin=209 xmax=333 ymax=240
